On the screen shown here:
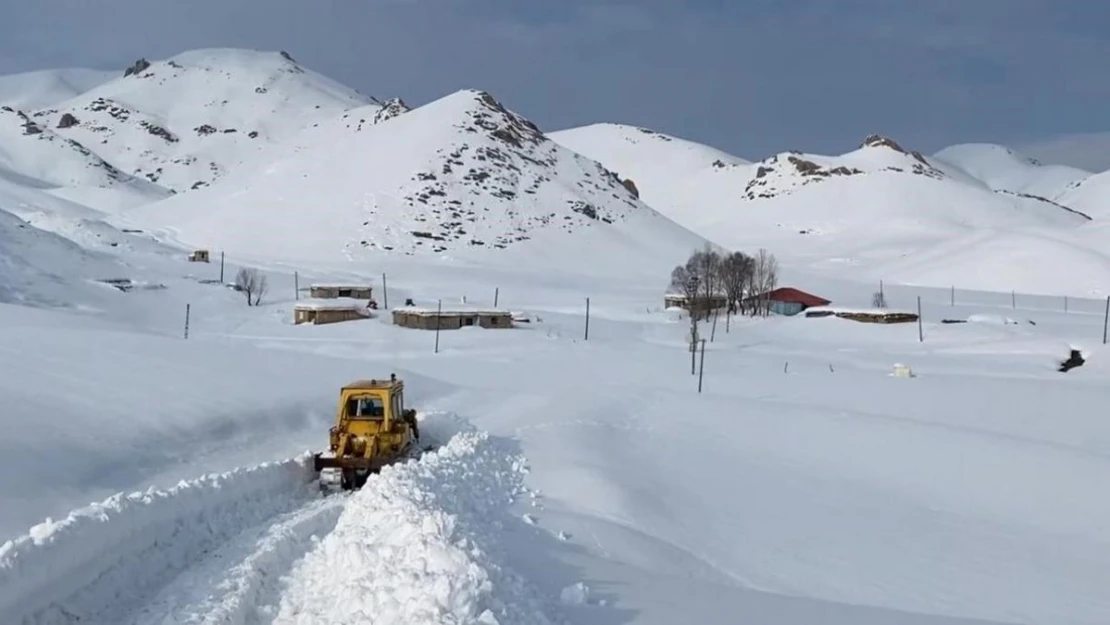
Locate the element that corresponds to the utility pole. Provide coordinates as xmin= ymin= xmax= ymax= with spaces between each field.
xmin=917 ymin=296 xmax=923 ymax=342
xmin=584 ymin=297 xmax=590 ymax=341
xmin=219 ymin=252 xmax=225 ymax=283
xmin=697 ymin=339 xmax=707 ymax=393
xmin=382 ymin=273 xmax=388 ymax=309
xmin=435 ymin=299 xmax=442 ymax=353
xmin=184 ymin=303 xmax=191 ymax=339
xmin=294 ymin=271 xmax=299 ymax=300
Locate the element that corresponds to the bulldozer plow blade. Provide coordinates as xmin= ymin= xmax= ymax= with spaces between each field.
xmin=312 ymin=443 xmax=437 ymax=494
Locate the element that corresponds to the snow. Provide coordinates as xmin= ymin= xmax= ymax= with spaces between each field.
xmin=124 ymin=88 xmax=708 ymax=277
xmin=26 ymin=48 xmax=386 ymax=193
xmin=2 ymin=47 xmax=1110 ymax=625
xmin=274 ymin=422 xmax=555 ymax=625
xmin=548 ymin=122 xmax=750 ymax=209
xmin=0 ymin=67 xmax=114 ymax=110
xmin=395 ymin=301 xmax=511 ymax=316
xmin=1016 ymin=130 xmax=1110 ymax=173
xmin=294 ymin=298 xmax=371 ymax=311
xmin=933 ymin=142 xmax=1091 ymax=201
xmin=548 ymin=125 xmax=1110 ymax=296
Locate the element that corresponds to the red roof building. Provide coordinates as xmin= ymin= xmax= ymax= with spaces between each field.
xmin=744 ymin=287 xmax=831 ymax=316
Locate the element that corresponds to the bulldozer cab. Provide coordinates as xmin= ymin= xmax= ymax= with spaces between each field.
xmin=334 ymin=374 xmax=408 ymax=437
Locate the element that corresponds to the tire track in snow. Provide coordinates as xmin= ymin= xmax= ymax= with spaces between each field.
xmin=122 ymin=491 xmax=348 ymax=625
xmin=0 ymin=456 xmax=327 ymax=625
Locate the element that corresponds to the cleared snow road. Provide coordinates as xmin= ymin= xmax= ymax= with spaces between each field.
xmin=0 ymin=412 xmax=553 ymax=625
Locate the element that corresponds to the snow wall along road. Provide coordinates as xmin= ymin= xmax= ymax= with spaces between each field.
xmin=0 ymin=412 xmax=558 ymax=625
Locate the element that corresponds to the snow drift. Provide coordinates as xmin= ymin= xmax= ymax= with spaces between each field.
xmin=0 ymin=455 xmax=319 ymax=624
xmin=274 ymin=418 xmax=555 ymax=625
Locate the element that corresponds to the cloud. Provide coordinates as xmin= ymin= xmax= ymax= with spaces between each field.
xmin=0 ymin=0 xmax=1106 ymax=159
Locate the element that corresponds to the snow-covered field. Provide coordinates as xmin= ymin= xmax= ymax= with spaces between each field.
xmin=2 ymin=48 xmax=1110 ymax=625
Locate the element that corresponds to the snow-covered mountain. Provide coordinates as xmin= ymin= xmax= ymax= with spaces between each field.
xmin=0 ymin=104 xmax=166 ymax=201
xmin=128 ymin=88 xmax=706 ymax=274
xmin=547 ymin=122 xmax=749 ymax=208
xmin=553 ymin=123 xmax=1110 ymax=292
xmin=23 ymin=49 xmax=389 ymax=193
xmin=1016 ymin=130 xmax=1110 ymax=173
xmin=933 ymin=143 xmax=1091 ymax=203
xmin=0 ymin=67 xmax=114 ymax=110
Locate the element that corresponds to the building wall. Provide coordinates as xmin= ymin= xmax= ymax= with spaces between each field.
xmin=392 ymin=311 xmax=513 ymax=330
xmin=296 ymin=308 xmax=366 ymax=325
xmin=309 ymin=286 xmax=373 ymax=299
xmin=769 ymin=300 xmax=805 ymax=316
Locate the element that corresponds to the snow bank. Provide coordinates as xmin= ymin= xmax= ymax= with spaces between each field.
xmin=274 ymin=424 xmax=555 ymax=625
xmin=0 ymin=455 xmax=318 ymax=624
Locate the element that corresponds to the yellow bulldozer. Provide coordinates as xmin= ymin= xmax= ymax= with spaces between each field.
xmin=312 ymin=374 xmax=426 ymax=490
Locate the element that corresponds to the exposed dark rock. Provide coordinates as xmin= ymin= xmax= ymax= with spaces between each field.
xmin=123 ymin=58 xmax=151 ymax=77
xmin=57 ymin=113 xmax=79 ymax=129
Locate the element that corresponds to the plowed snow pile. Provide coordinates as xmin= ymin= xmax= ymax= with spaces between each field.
xmin=274 ymin=421 xmax=554 ymax=625
xmin=0 ymin=456 xmax=319 ymax=624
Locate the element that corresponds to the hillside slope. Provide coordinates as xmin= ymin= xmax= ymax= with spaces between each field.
xmin=933 ymin=143 xmax=1091 ymax=203
xmin=0 ymin=105 xmax=168 ymax=211
xmin=1017 ymin=131 xmax=1110 ymax=173
xmin=24 ymin=49 xmax=383 ymax=193
xmin=127 ymin=89 xmax=707 ymax=276
xmin=1057 ymin=170 xmax=1110 ymax=220
xmin=548 ymin=122 xmax=750 ymax=209
xmin=0 ymin=206 xmax=125 ymax=307
xmin=0 ymin=68 xmax=114 ymax=110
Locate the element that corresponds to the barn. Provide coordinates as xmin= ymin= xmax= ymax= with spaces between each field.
xmin=294 ymin=300 xmax=372 ymax=325
xmin=392 ymin=304 xmax=513 ymax=330
xmin=308 ymin=284 xmax=374 ymax=300
xmin=746 ymin=287 xmax=831 ymax=316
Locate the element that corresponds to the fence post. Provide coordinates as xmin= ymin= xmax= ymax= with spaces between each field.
xmin=184 ymin=303 xmax=191 ymax=339
xmin=1103 ymin=296 xmax=1109 ymax=345
xmin=584 ymin=297 xmax=590 ymax=341
xmin=219 ymin=252 xmax=225 ymax=283
xmin=1011 ymin=290 xmax=1016 ymax=309
xmin=726 ymin=308 xmax=731 ymax=333
xmin=917 ymin=296 xmax=923 ymax=342
xmin=690 ymin=328 xmax=697 ymax=375
xmin=494 ymin=287 xmax=499 ymax=307
xmin=710 ymin=309 xmax=718 ymax=342
xmin=294 ymin=271 xmax=299 ymax=300
xmin=435 ymin=299 xmax=442 ymax=353
xmin=697 ymin=339 xmax=707 ymax=393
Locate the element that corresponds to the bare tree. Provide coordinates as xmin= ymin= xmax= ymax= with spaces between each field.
xmin=235 ymin=267 xmax=268 ymax=306
xmin=686 ymin=243 xmax=723 ymax=321
xmin=718 ymin=251 xmax=754 ymax=314
xmin=750 ymin=249 xmax=779 ymax=316
xmin=871 ymin=290 xmax=887 ymax=309
xmin=670 ymin=263 xmax=701 ymax=344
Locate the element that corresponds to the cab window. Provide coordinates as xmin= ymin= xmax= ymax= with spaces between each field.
xmin=347 ymin=396 xmax=385 ymax=419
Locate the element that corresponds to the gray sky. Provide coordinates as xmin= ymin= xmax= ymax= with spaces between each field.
xmin=2 ymin=0 xmax=1107 ymax=160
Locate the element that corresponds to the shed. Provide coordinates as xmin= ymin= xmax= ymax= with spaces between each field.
xmin=663 ymin=292 xmax=728 ymax=314
xmin=309 ymin=284 xmax=374 ymax=299
xmin=188 ymin=249 xmax=210 ymax=263
xmin=294 ymin=299 xmax=372 ymax=325
xmin=745 ymin=287 xmax=831 ymax=316
xmin=392 ymin=304 xmax=513 ymax=330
